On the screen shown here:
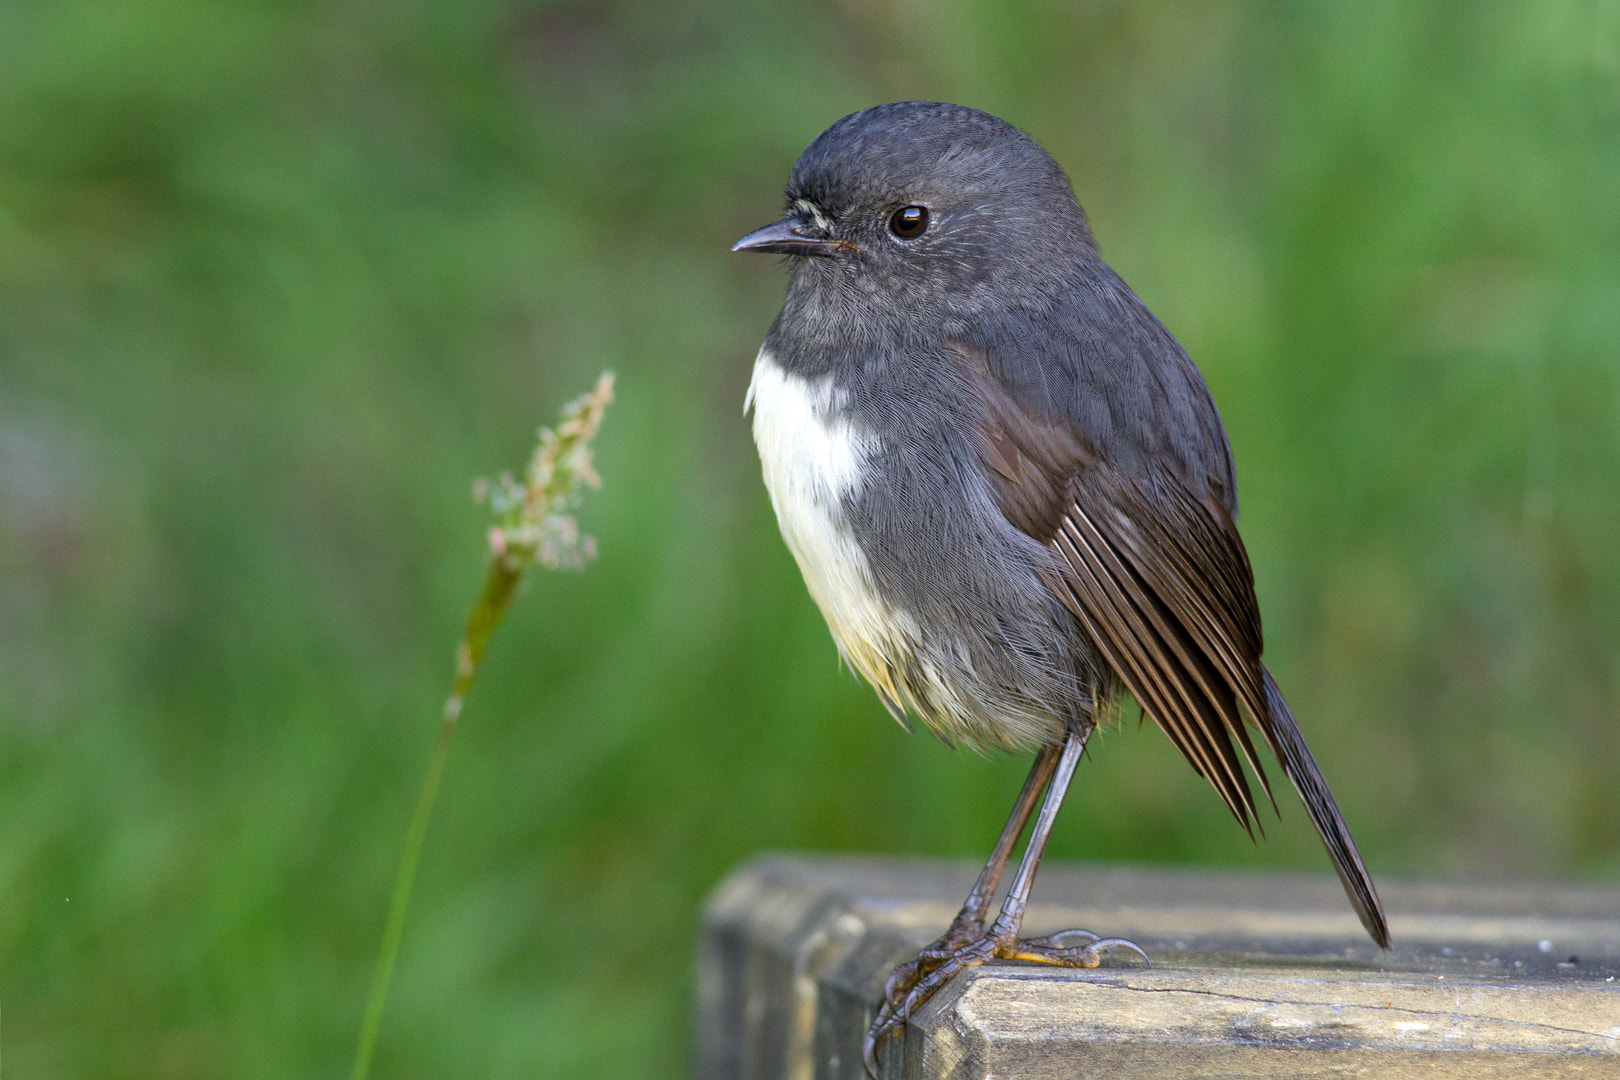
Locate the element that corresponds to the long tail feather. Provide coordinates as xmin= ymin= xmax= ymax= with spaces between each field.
xmin=1262 ymin=666 xmax=1391 ymax=948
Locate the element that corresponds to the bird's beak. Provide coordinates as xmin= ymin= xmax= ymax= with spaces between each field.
xmin=731 ymin=214 xmax=843 ymax=257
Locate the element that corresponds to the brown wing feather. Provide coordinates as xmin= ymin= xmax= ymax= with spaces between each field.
xmin=1044 ymin=523 xmax=1244 ymax=819
xmin=1054 ymin=474 xmax=1265 ymax=831
xmin=959 ymin=344 xmax=1390 ymax=946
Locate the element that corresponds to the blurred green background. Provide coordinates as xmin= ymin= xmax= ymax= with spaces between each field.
xmin=2 ymin=0 xmax=1618 ymax=1075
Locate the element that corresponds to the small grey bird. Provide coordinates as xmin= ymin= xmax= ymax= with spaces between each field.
xmin=733 ymin=102 xmax=1389 ymax=1073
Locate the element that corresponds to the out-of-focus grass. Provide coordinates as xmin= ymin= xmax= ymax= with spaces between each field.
xmin=1 ymin=2 xmax=1616 ymax=1076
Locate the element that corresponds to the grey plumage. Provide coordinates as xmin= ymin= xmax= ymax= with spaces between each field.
xmin=739 ymin=101 xmax=1389 ymax=965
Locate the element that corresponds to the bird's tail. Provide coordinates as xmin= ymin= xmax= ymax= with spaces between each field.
xmin=1262 ymin=665 xmax=1391 ymax=948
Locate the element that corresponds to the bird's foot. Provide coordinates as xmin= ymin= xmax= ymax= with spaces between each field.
xmin=862 ymin=926 xmax=1147 ymax=1075
xmin=871 ymin=909 xmax=987 ymax=1024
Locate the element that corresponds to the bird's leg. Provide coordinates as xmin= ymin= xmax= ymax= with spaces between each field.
xmin=873 ymin=741 xmax=1062 ymax=1021
xmin=863 ymin=726 xmax=1147 ymax=1075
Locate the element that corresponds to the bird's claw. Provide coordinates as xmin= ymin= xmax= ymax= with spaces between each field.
xmin=862 ymin=928 xmax=1148 ymax=1075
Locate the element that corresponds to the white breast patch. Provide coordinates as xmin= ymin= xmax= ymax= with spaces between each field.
xmin=746 ymin=349 xmax=913 ymax=690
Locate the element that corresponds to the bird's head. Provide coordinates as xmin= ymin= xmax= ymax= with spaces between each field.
xmin=734 ymin=102 xmax=1096 ymax=324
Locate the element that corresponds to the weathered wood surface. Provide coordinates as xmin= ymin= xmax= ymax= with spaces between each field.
xmin=696 ymin=855 xmax=1620 ymax=1079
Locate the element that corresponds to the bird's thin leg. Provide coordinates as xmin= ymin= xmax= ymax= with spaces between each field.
xmin=863 ymin=726 xmax=1147 ymax=1076
xmin=982 ymin=726 xmax=1116 ymax=957
xmin=956 ymin=739 xmax=1062 ymax=926
xmin=874 ymin=741 xmax=1063 ymax=1017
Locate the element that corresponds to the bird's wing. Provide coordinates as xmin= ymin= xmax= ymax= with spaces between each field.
xmin=959 ymin=341 xmax=1391 ymax=947
xmin=1057 ymin=459 xmax=1274 ymax=833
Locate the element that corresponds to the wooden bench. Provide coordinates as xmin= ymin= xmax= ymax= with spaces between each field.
xmin=697 ymin=855 xmax=1620 ymax=1078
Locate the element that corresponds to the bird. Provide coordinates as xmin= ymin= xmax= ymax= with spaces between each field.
xmin=731 ymin=101 xmax=1389 ymax=1074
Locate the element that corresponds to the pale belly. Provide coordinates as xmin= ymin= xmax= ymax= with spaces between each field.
xmin=745 ymin=347 xmax=1077 ymax=751
xmin=745 ymin=349 xmax=916 ymax=710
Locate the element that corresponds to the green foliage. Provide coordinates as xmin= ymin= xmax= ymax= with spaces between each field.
xmin=1 ymin=1 xmax=1616 ymax=1076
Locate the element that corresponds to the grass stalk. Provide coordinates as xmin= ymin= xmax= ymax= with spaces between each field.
xmin=350 ymin=372 xmax=615 ymax=1080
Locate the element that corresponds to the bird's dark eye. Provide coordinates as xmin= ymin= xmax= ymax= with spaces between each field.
xmin=888 ymin=205 xmax=929 ymax=240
